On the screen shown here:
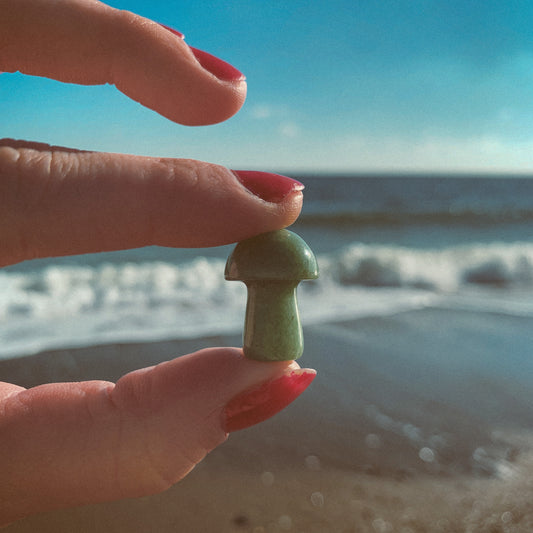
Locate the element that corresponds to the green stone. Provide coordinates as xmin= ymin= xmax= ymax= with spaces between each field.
xmin=225 ymin=229 xmax=319 ymax=361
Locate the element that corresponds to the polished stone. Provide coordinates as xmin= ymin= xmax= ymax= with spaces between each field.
xmin=225 ymin=229 xmax=318 ymax=361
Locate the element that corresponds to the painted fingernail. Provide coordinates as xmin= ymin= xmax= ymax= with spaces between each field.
xmin=158 ymin=23 xmax=185 ymax=39
xmin=159 ymin=23 xmax=245 ymax=82
xmin=223 ymin=369 xmax=316 ymax=432
xmin=233 ymin=170 xmax=304 ymax=203
xmin=190 ymin=47 xmax=245 ymax=82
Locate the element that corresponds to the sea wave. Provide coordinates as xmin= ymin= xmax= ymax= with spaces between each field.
xmin=325 ymin=241 xmax=533 ymax=291
xmin=0 ymin=258 xmax=244 ymax=357
xmin=298 ymin=209 xmax=533 ymax=228
xmin=1 ymin=241 xmax=533 ymax=358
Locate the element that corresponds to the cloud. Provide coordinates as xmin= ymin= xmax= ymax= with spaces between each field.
xmin=247 ymin=104 xmax=302 ymax=139
xmin=279 ymin=122 xmax=300 ymax=138
xmin=316 ymin=134 xmax=533 ymax=173
xmin=249 ymin=104 xmax=273 ymax=120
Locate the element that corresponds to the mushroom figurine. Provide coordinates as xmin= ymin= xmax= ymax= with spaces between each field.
xmin=225 ymin=229 xmax=319 ymax=361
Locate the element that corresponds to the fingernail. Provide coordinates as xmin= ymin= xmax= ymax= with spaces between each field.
xmin=190 ymin=47 xmax=245 ymax=82
xmin=158 ymin=23 xmax=185 ymax=39
xmin=159 ymin=23 xmax=245 ymax=82
xmin=223 ymin=369 xmax=316 ymax=432
xmin=233 ymin=170 xmax=304 ymax=203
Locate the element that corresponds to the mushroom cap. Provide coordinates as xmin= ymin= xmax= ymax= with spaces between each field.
xmin=225 ymin=229 xmax=319 ymax=282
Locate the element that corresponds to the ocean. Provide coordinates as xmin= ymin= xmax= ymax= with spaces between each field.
xmin=2 ymin=174 xmax=533 ymax=359
xmin=3 ymin=175 xmax=533 ymax=532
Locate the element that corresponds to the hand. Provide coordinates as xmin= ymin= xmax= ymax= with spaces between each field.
xmin=0 ymin=0 xmax=314 ymax=525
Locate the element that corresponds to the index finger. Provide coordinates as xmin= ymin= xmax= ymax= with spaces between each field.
xmin=0 ymin=0 xmax=246 ymax=125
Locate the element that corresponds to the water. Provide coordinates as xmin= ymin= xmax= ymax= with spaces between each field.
xmin=1 ymin=174 xmax=533 ymax=359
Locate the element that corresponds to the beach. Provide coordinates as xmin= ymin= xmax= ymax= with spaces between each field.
xmin=4 ymin=306 xmax=533 ymax=532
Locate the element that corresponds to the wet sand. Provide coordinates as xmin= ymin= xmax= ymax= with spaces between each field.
xmin=3 ymin=308 xmax=533 ymax=532
xmin=6 ymin=454 xmax=533 ymax=533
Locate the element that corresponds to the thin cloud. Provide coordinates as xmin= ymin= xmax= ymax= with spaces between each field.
xmin=325 ymin=134 xmax=533 ymax=172
xmin=249 ymin=104 xmax=273 ymax=120
xmin=279 ymin=122 xmax=300 ymax=138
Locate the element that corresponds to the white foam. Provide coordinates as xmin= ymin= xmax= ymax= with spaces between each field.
xmin=0 ymin=258 xmax=244 ymax=358
xmin=1 ymin=241 xmax=533 ymax=359
xmin=330 ymin=241 xmax=533 ymax=291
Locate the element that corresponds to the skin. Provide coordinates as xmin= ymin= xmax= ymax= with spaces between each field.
xmin=0 ymin=0 xmax=305 ymax=525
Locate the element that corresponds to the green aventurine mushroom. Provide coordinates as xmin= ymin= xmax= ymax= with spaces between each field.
xmin=225 ymin=229 xmax=319 ymax=361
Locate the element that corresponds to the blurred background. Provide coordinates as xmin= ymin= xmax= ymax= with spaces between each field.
xmin=2 ymin=1 xmax=533 ymax=532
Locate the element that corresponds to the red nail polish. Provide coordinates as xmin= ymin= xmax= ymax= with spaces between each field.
xmin=190 ymin=47 xmax=245 ymax=82
xmin=233 ymin=170 xmax=304 ymax=203
xmin=223 ymin=369 xmax=316 ymax=432
xmin=158 ymin=23 xmax=245 ymax=82
xmin=158 ymin=23 xmax=185 ymax=39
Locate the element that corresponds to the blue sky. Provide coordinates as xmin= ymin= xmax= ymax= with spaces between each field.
xmin=2 ymin=0 xmax=533 ymax=173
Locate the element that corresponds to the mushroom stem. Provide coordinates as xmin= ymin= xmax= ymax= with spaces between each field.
xmin=243 ymin=280 xmax=303 ymax=361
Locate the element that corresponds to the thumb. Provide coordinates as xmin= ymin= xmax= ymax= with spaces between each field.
xmin=0 ymin=348 xmax=315 ymax=524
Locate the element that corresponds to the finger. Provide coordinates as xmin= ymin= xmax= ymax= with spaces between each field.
xmin=0 ymin=348 xmax=315 ymax=524
xmin=0 ymin=0 xmax=246 ymax=125
xmin=0 ymin=140 xmax=304 ymax=266
xmin=0 ymin=382 xmax=25 ymax=402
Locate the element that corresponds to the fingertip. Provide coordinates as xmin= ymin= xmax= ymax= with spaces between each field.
xmin=189 ymin=47 xmax=246 ymax=83
xmin=228 ymin=169 xmax=305 ymax=233
xmin=223 ymin=367 xmax=317 ymax=432
xmin=115 ymin=14 xmax=248 ymax=126
xmin=281 ymin=188 xmax=305 ymax=226
xmin=148 ymin=162 xmax=303 ymax=248
xmin=233 ymin=171 xmax=304 ymax=203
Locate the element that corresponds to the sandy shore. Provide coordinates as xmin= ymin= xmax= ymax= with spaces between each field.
xmin=3 ymin=308 xmax=533 ymax=532
xmin=6 ymin=456 xmax=533 ymax=533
